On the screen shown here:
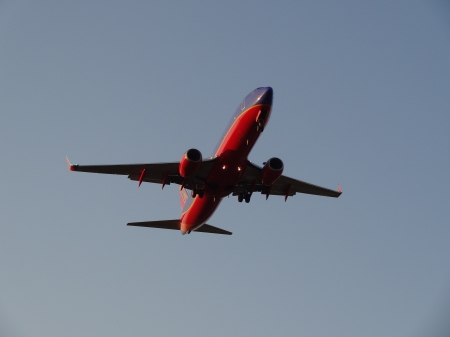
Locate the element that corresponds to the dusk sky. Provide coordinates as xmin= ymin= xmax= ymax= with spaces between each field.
xmin=1 ymin=1 xmax=450 ymax=336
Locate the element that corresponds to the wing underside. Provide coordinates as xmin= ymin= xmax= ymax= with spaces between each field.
xmin=233 ymin=160 xmax=342 ymax=198
xmin=67 ymin=157 xmax=341 ymax=198
xmin=67 ymin=157 xmax=217 ymax=190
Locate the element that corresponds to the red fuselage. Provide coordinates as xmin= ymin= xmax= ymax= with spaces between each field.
xmin=180 ymin=87 xmax=273 ymax=233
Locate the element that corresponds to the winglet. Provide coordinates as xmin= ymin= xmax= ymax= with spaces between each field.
xmin=66 ymin=156 xmax=75 ymax=171
xmin=337 ymin=184 xmax=342 ymax=194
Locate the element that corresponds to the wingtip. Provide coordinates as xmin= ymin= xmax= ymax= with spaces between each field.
xmin=337 ymin=184 xmax=342 ymax=194
xmin=66 ymin=156 xmax=75 ymax=171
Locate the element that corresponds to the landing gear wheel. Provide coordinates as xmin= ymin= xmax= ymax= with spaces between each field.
xmin=244 ymin=193 xmax=251 ymax=203
xmin=257 ymin=122 xmax=264 ymax=132
xmin=191 ymin=188 xmax=204 ymax=198
xmin=238 ymin=193 xmax=244 ymax=202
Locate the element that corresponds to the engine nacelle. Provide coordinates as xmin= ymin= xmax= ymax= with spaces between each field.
xmin=179 ymin=148 xmax=202 ymax=178
xmin=261 ymin=157 xmax=284 ymax=185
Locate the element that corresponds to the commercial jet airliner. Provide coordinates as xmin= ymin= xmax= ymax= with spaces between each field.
xmin=67 ymin=87 xmax=341 ymax=235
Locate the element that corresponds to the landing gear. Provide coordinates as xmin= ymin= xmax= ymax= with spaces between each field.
xmin=238 ymin=192 xmax=252 ymax=203
xmin=256 ymin=122 xmax=264 ymax=132
xmin=256 ymin=109 xmax=268 ymax=132
xmin=191 ymin=188 xmax=204 ymax=198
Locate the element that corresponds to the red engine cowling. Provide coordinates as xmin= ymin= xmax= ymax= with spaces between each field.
xmin=179 ymin=148 xmax=202 ymax=178
xmin=261 ymin=157 xmax=284 ymax=185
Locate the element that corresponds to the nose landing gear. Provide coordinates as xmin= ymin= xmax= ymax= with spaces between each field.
xmin=256 ymin=109 xmax=268 ymax=132
xmin=256 ymin=122 xmax=264 ymax=132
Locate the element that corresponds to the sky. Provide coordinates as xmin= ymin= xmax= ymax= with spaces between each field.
xmin=1 ymin=1 xmax=450 ymax=336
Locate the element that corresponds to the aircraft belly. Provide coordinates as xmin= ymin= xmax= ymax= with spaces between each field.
xmin=180 ymin=102 xmax=273 ymax=233
xmin=206 ymin=105 xmax=270 ymax=192
xmin=181 ymin=193 xmax=222 ymax=232
xmin=215 ymin=105 xmax=270 ymax=156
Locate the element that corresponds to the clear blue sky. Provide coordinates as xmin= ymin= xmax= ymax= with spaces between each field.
xmin=1 ymin=1 xmax=450 ymax=336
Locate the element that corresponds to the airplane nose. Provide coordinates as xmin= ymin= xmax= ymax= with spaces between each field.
xmin=258 ymin=87 xmax=273 ymax=106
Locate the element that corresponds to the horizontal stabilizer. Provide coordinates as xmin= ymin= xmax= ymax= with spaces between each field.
xmin=127 ymin=220 xmax=232 ymax=235
xmin=127 ymin=219 xmax=180 ymax=231
xmin=194 ymin=224 xmax=232 ymax=235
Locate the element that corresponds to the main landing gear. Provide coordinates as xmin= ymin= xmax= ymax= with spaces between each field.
xmin=238 ymin=192 xmax=252 ymax=203
xmin=191 ymin=188 xmax=204 ymax=198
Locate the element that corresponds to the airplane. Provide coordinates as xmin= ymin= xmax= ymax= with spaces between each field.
xmin=66 ymin=87 xmax=342 ymax=235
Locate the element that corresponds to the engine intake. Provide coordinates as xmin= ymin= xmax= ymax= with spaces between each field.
xmin=179 ymin=148 xmax=202 ymax=178
xmin=261 ymin=157 xmax=284 ymax=185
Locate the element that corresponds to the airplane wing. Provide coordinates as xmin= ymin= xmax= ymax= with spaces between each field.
xmin=233 ymin=160 xmax=342 ymax=199
xmin=66 ymin=157 xmax=218 ymax=190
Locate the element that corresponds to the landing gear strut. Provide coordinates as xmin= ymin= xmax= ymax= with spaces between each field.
xmin=256 ymin=122 xmax=264 ymax=132
xmin=256 ymin=109 xmax=268 ymax=132
xmin=191 ymin=188 xmax=204 ymax=198
xmin=238 ymin=192 xmax=252 ymax=203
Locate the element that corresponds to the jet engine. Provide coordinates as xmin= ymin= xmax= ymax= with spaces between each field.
xmin=261 ymin=157 xmax=284 ymax=185
xmin=179 ymin=148 xmax=202 ymax=177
